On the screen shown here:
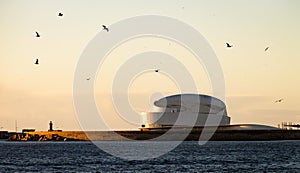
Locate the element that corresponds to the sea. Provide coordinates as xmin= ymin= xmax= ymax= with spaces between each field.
xmin=0 ymin=140 xmax=300 ymax=172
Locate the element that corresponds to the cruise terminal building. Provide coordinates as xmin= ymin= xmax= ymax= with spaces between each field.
xmin=140 ymin=94 xmax=278 ymax=131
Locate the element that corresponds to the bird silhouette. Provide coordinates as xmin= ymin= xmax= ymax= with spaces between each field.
xmin=275 ymin=98 xmax=283 ymax=103
xmin=35 ymin=32 xmax=40 ymax=37
xmin=58 ymin=12 xmax=63 ymax=17
xmin=265 ymin=47 xmax=269 ymax=51
xmin=102 ymin=25 xmax=109 ymax=32
xmin=155 ymin=69 xmax=160 ymax=73
xmin=226 ymin=43 xmax=233 ymax=48
xmin=35 ymin=59 xmax=39 ymax=65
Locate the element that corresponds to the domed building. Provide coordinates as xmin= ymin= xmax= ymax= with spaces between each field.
xmin=140 ymin=94 xmax=278 ymax=131
xmin=140 ymin=94 xmax=231 ymax=129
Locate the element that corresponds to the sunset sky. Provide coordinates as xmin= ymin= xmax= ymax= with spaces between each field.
xmin=1 ymin=0 xmax=300 ymax=131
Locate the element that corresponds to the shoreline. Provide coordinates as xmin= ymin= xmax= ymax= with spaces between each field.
xmin=6 ymin=129 xmax=300 ymax=141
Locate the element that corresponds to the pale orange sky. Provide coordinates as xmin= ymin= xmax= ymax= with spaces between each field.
xmin=1 ymin=0 xmax=300 ymax=131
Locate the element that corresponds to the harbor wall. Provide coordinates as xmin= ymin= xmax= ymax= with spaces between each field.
xmin=7 ymin=130 xmax=300 ymax=141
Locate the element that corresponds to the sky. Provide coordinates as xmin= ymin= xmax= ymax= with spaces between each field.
xmin=0 ymin=0 xmax=300 ymax=131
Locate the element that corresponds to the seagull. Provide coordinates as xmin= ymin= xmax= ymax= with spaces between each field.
xmin=35 ymin=32 xmax=40 ymax=37
xmin=102 ymin=25 xmax=109 ymax=32
xmin=155 ymin=69 xmax=160 ymax=73
xmin=275 ymin=98 xmax=283 ymax=103
xmin=226 ymin=43 xmax=233 ymax=48
xmin=35 ymin=59 xmax=39 ymax=65
xmin=265 ymin=47 xmax=269 ymax=52
xmin=58 ymin=12 xmax=63 ymax=17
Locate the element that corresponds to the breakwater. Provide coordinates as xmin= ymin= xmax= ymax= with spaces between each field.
xmin=7 ymin=129 xmax=300 ymax=141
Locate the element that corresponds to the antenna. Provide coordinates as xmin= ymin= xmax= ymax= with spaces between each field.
xmin=15 ymin=120 xmax=17 ymax=132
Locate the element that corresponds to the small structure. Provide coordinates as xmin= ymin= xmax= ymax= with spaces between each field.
xmin=0 ymin=131 xmax=9 ymax=139
xmin=22 ymin=129 xmax=35 ymax=133
xmin=49 ymin=121 xmax=53 ymax=131
xmin=48 ymin=121 xmax=62 ymax=132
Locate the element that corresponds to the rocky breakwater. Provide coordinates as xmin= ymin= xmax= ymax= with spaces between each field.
xmin=7 ymin=132 xmax=82 ymax=141
xmin=6 ymin=129 xmax=300 ymax=141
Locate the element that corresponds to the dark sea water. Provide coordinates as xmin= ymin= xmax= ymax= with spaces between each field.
xmin=0 ymin=140 xmax=300 ymax=172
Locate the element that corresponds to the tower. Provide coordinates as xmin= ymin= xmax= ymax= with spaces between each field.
xmin=49 ymin=121 xmax=53 ymax=131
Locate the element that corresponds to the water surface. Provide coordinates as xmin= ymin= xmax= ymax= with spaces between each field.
xmin=0 ymin=140 xmax=299 ymax=172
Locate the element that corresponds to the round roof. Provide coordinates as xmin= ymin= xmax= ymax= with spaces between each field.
xmin=154 ymin=94 xmax=226 ymax=113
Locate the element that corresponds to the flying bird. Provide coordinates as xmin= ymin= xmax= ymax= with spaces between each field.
xmin=35 ymin=59 xmax=39 ymax=65
xmin=264 ymin=47 xmax=269 ymax=52
xmin=35 ymin=32 xmax=40 ymax=37
xmin=58 ymin=12 xmax=63 ymax=17
xmin=226 ymin=43 xmax=233 ymax=48
xmin=102 ymin=25 xmax=109 ymax=32
xmin=275 ymin=98 xmax=283 ymax=103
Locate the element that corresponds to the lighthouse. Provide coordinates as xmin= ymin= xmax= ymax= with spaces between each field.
xmin=49 ymin=121 xmax=53 ymax=131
